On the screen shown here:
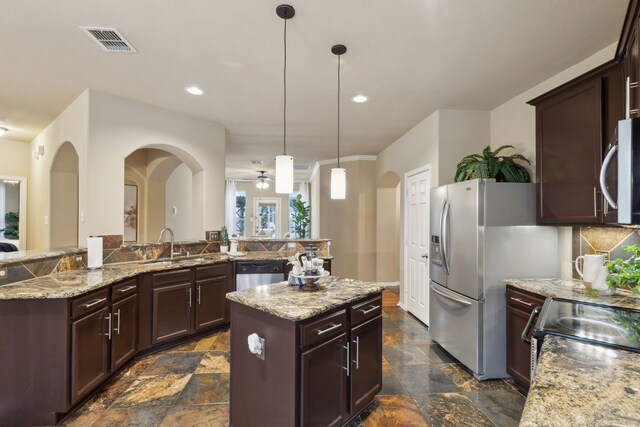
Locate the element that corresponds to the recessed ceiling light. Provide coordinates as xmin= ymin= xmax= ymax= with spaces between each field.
xmin=185 ymin=86 xmax=204 ymax=96
xmin=352 ymin=94 xmax=368 ymax=103
xmin=0 ymin=127 xmax=7 ymax=137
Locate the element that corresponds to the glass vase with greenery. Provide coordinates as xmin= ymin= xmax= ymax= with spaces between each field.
xmin=454 ymin=145 xmax=531 ymax=183
xmin=290 ymin=194 xmax=310 ymax=238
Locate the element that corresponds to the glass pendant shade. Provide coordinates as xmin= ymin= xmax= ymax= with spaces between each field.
xmin=331 ymin=167 xmax=346 ymax=199
xmin=275 ymin=155 xmax=294 ymax=193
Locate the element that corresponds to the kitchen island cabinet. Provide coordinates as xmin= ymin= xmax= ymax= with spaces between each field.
xmin=227 ymin=277 xmax=383 ymax=427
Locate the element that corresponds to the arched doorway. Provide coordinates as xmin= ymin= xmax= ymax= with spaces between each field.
xmin=376 ymin=171 xmax=401 ymax=286
xmin=50 ymin=142 xmax=79 ymax=247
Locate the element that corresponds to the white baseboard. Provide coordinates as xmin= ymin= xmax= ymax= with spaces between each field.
xmin=397 ymin=301 xmax=407 ymax=310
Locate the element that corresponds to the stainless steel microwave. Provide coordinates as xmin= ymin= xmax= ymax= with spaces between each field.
xmin=600 ymin=118 xmax=640 ymax=224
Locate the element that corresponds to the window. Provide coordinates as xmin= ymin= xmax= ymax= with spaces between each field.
xmin=235 ymin=191 xmax=246 ymax=235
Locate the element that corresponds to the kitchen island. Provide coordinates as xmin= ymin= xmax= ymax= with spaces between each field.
xmin=226 ymin=276 xmax=384 ymax=427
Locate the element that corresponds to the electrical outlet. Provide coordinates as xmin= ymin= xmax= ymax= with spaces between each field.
xmin=288 ymin=242 xmax=296 ymax=248
xmin=0 ymin=268 xmax=6 ymax=277
xmin=75 ymin=256 xmax=83 ymax=262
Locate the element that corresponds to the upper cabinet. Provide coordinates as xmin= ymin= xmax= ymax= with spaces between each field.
xmin=529 ymin=0 xmax=638 ymax=225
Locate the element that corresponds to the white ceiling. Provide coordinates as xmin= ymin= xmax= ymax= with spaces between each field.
xmin=0 ymin=0 xmax=628 ymax=179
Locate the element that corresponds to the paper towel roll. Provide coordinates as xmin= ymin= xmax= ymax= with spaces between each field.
xmin=87 ymin=236 xmax=103 ymax=269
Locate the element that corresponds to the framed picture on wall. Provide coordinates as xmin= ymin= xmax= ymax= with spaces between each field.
xmin=124 ymin=184 xmax=138 ymax=242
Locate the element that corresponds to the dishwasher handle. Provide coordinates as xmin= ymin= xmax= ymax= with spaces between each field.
xmin=521 ymin=307 xmax=542 ymax=345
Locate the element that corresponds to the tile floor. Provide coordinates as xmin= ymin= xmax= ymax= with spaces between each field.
xmin=63 ymin=306 xmax=525 ymax=426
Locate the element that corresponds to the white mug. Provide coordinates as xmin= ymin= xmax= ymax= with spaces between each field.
xmin=575 ymin=254 xmax=607 ymax=283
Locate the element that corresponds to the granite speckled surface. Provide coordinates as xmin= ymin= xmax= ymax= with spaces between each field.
xmin=0 ymin=251 xmax=332 ymax=300
xmin=226 ymin=276 xmax=384 ymax=321
xmin=520 ymin=335 xmax=640 ymax=427
xmin=504 ymin=278 xmax=640 ymax=310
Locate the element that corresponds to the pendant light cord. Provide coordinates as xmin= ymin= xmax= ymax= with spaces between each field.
xmin=337 ymin=53 xmax=341 ymax=168
xmin=283 ymin=17 xmax=287 ymax=155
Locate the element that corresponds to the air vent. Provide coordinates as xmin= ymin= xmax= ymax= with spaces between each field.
xmin=80 ymin=27 xmax=137 ymax=53
xmin=294 ymin=164 xmax=309 ymax=171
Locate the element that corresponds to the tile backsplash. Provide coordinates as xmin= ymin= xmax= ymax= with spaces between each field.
xmin=573 ymin=226 xmax=640 ymax=277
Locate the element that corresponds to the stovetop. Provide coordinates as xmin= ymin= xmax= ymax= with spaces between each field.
xmin=533 ymin=298 xmax=640 ymax=353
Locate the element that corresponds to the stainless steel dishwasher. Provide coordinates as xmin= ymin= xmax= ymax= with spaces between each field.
xmin=235 ymin=260 xmax=285 ymax=291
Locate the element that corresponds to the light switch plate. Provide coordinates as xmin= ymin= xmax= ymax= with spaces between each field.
xmin=287 ymin=242 xmax=296 ymax=248
xmin=0 ymin=268 xmax=6 ymax=277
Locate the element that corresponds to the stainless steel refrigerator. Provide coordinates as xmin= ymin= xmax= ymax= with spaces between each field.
xmin=429 ymin=179 xmax=558 ymax=380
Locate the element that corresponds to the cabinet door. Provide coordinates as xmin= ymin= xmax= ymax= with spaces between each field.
xmin=71 ymin=307 xmax=110 ymax=404
xmin=300 ymin=333 xmax=348 ymax=427
xmin=625 ymin=23 xmax=640 ymax=119
xmin=195 ymin=276 xmax=227 ymax=330
xmin=536 ymin=77 xmax=602 ymax=224
xmin=111 ymin=293 xmax=138 ymax=372
xmin=152 ymin=282 xmax=193 ymax=345
xmin=350 ymin=316 xmax=382 ymax=414
xmin=506 ymin=304 xmax=534 ymax=392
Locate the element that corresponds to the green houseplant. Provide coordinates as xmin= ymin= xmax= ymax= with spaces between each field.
xmin=606 ymin=244 xmax=640 ymax=294
xmin=290 ymin=194 xmax=310 ymax=238
xmin=220 ymin=226 xmax=230 ymax=253
xmin=0 ymin=212 xmax=19 ymax=239
xmin=455 ymin=145 xmax=532 ymax=183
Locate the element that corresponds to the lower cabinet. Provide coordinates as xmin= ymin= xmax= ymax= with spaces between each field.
xmin=350 ymin=316 xmax=383 ymax=414
xmin=111 ymin=293 xmax=138 ymax=371
xmin=300 ymin=333 xmax=349 ymax=427
xmin=152 ymin=281 xmax=193 ymax=344
xmin=196 ymin=276 xmax=228 ymax=330
xmin=505 ymin=286 xmax=546 ymax=393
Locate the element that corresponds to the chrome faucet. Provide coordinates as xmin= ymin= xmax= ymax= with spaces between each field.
xmin=158 ymin=227 xmax=180 ymax=259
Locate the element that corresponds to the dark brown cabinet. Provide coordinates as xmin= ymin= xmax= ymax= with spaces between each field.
xmin=111 ymin=293 xmax=138 ymax=371
xmin=71 ymin=306 xmax=111 ymax=404
xmin=300 ymin=333 xmax=349 ymax=427
xmin=152 ymin=281 xmax=193 ymax=344
xmin=505 ymin=286 xmax=546 ymax=393
xmin=196 ymin=276 xmax=228 ymax=330
xmin=350 ymin=316 xmax=382 ymax=414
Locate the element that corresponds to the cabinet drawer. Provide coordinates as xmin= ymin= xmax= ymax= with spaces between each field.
xmin=71 ymin=288 xmax=109 ymax=319
xmin=299 ymin=309 xmax=347 ymax=349
xmin=112 ymin=278 xmax=138 ymax=302
xmin=152 ymin=269 xmax=191 ymax=287
xmin=196 ymin=263 xmax=228 ymax=280
xmin=506 ymin=286 xmax=545 ymax=313
xmin=351 ymin=295 xmax=382 ymax=327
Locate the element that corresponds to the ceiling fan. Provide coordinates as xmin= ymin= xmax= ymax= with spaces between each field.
xmin=256 ymin=170 xmax=272 ymax=189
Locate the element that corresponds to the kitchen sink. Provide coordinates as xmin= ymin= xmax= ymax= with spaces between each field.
xmin=144 ymin=260 xmax=176 ymax=267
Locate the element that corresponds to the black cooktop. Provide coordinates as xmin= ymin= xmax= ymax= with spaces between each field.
xmin=532 ymin=298 xmax=640 ymax=353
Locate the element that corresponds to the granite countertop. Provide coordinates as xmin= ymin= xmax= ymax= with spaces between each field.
xmin=504 ymin=278 xmax=640 ymax=310
xmin=0 ymin=247 xmax=86 ymax=267
xmin=519 ymin=335 xmax=640 ymax=426
xmin=0 ymin=251 xmax=333 ymax=300
xmin=226 ymin=276 xmax=384 ymax=321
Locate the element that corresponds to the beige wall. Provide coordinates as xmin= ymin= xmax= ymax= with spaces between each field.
xmin=28 ymin=89 xmax=225 ymax=250
xmin=50 ymin=142 xmax=79 ymax=248
xmin=236 ymin=182 xmax=291 ymax=238
xmin=166 ymin=164 xmax=194 ymax=241
xmin=489 ymin=43 xmax=617 ymax=277
xmin=0 ymin=139 xmax=30 ymax=178
xmin=310 ymin=165 xmax=321 ymax=239
xmin=376 ymin=172 xmax=401 ymax=283
xmin=319 ymin=160 xmax=377 ymax=281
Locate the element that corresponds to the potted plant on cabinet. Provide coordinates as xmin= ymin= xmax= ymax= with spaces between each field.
xmin=455 ymin=145 xmax=531 ymax=183
xmin=290 ymin=194 xmax=310 ymax=238
xmin=606 ymin=244 xmax=640 ymax=295
xmin=220 ymin=226 xmax=230 ymax=253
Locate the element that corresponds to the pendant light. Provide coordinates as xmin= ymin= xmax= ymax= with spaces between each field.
xmin=331 ymin=44 xmax=347 ymax=199
xmin=275 ymin=5 xmax=295 ymax=194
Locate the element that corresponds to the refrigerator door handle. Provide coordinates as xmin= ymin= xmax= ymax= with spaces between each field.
xmin=431 ymin=285 xmax=471 ymax=306
xmin=441 ymin=200 xmax=451 ymax=274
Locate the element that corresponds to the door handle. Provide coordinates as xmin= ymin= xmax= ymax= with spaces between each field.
xmin=197 ymin=285 xmax=201 ymax=305
xmin=343 ymin=342 xmax=350 ymax=377
xmin=117 ymin=285 xmax=137 ymax=294
xmin=510 ymin=297 xmax=533 ymax=307
xmin=353 ymin=336 xmax=360 ymax=370
xmin=431 ymin=285 xmax=471 ymax=306
xmin=84 ymin=298 xmax=106 ymax=308
xmin=113 ymin=309 xmax=121 ymax=335
xmin=421 ymin=253 xmax=429 ymax=259
xmin=359 ymin=305 xmax=380 ymax=315
xmin=105 ymin=313 xmax=112 ymax=340
xmin=187 ymin=288 xmax=192 ymax=308
xmin=441 ymin=200 xmax=451 ymax=274
xmin=600 ymin=144 xmax=618 ymax=210
xmin=317 ymin=323 xmax=342 ymax=335
xmin=521 ymin=307 xmax=542 ymax=345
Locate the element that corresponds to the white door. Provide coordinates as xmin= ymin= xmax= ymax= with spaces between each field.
xmin=405 ymin=168 xmax=430 ymax=325
xmin=253 ymin=198 xmax=281 ymax=238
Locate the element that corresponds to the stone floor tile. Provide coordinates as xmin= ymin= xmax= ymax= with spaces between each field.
xmin=141 ymin=352 xmax=205 ymax=376
xmin=62 ymin=407 xmax=106 ymax=427
xmin=402 ymin=327 xmax=433 ymax=345
xmin=413 ymin=392 xmax=496 ymax=427
xmin=463 ymin=389 xmax=526 ymax=427
xmin=382 ymin=317 xmax=398 ymax=330
xmin=394 ymin=364 xmax=460 ymax=395
xmin=159 ymin=404 xmax=229 ymax=427
xmin=174 ymin=373 xmax=230 ymax=405
xmin=391 ymin=314 xmax=426 ymax=329
xmin=90 ymin=406 xmax=168 ymax=427
xmin=195 ymin=351 xmax=230 ymax=374
xmin=209 ymin=329 xmax=231 ymax=351
xmin=440 ymin=363 xmax=512 ymax=392
xmin=110 ymin=374 xmax=191 ymax=408
xmin=347 ymin=395 xmax=428 ymax=426
xmin=383 ymin=344 xmax=431 ymax=367
xmin=422 ymin=343 xmax=458 ymax=364
xmin=382 ymin=328 xmax=412 ymax=346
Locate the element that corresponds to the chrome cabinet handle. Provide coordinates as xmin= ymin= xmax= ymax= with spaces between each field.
xmin=187 ymin=288 xmax=192 ymax=307
xmin=600 ymin=144 xmax=618 ymax=210
xmin=626 ymin=77 xmax=638 ymax=118
xmin=510 ymin=297 xmax=533 ymax=307
xmin=84 ymin=298 xmax=106 ymax=308
xmin=432 ymin=285 xmax=472 ymax=306
xmin=343 ymin=342 xmax=350 ymax=377
xmin=197 ymin=285 xmax=201 ymax=304
xmin=360 ymin=305 xmax=380 ymax=315
xmin=521 ymin=306 xmax=542 ymax=345
xmin=593 ymin=187 xmax=600 ymax=216
xmin=105 ymin=313 xmax=112 ymax=340
xmin=317 ymin=323 xmax=342 ymax=335
xmin=117 ymin=285 xmax=137 ymax=293
xmin=353 ymin=336 xmax=360 ymax=370
xmin=113 ymin=309 xmax=121 ymax=335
